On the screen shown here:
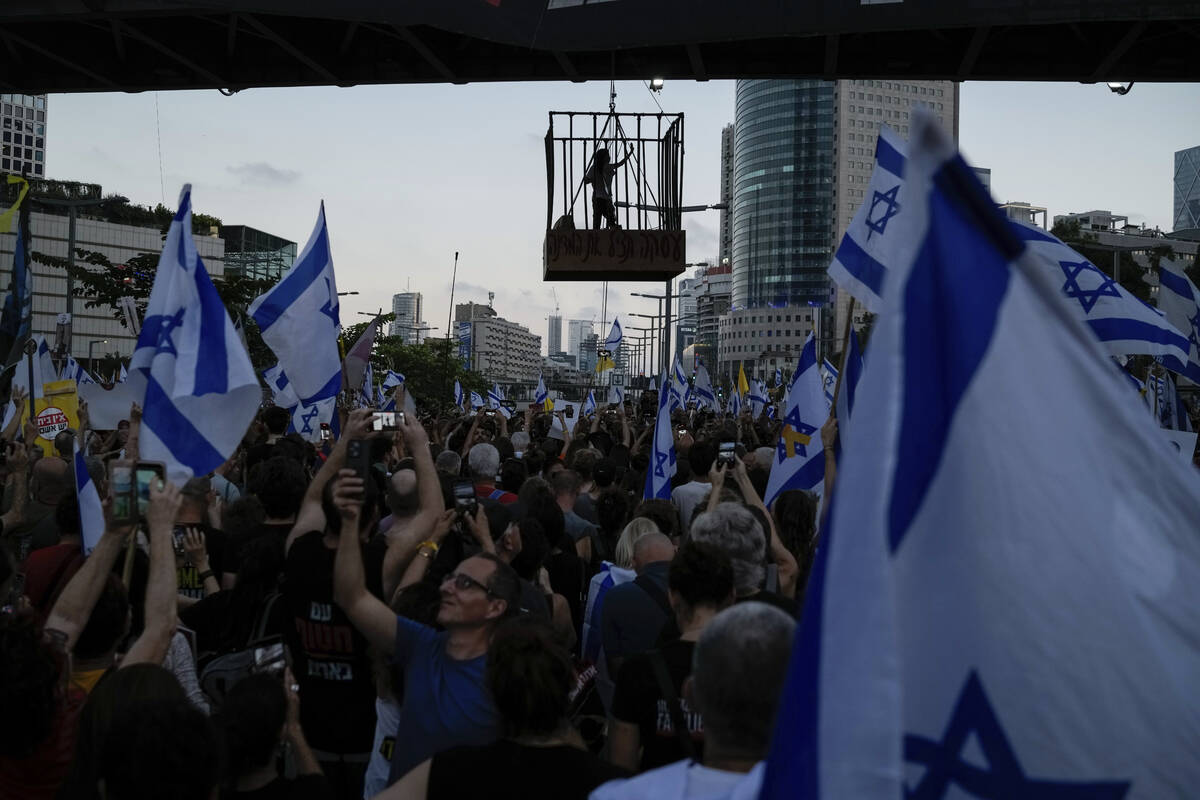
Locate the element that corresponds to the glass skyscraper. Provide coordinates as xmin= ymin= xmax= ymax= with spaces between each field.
xmin=731 ymin=80 xmax=836 ymax=310
xmin=1175 ymin=145 xmax=1200 ymax=233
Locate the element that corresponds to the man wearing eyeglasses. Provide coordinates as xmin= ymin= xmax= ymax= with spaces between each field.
xmin=332 ymin=418 xmax=524 ymax=789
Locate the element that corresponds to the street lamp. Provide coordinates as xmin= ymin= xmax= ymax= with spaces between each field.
xmin=88 ymin=339 xmax=107 ymax=375
xmin=631 ymin=291 xmax=670 ymax=374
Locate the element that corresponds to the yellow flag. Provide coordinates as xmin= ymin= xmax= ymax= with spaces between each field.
xmin=595 ymin=355 xmax=615 ymax=373
xmin=737 ymin=364 xmax=750 ymax=397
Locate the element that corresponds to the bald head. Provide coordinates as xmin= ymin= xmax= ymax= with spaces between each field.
xmin=32 ymin=457 xmax=71 ymax=505
xmin=387 ymin=468 xmax=419 ymax=517
xmin=632 ymin=532 xmax=675 ymax=573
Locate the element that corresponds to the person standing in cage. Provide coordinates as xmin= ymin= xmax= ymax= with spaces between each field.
xmin=586 ymin=146 xmax=632 ymax=230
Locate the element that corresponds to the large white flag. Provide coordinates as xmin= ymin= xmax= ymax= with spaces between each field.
xmin=763 ymin=112 xmax=1200 ymax=800
xmin=131 ymin=186 xmax=260 ymax=482
xmin=642 ymin=371 xmax=676 ymax=501
xmin=248 ymin=203 xmax=342 ymax=404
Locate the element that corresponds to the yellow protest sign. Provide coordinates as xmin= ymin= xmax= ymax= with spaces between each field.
xmin=19 ymin=380 xmax=81 ymax=455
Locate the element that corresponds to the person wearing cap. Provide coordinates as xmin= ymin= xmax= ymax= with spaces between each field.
xmin=485 ymin=503 xmax=551 ymax=620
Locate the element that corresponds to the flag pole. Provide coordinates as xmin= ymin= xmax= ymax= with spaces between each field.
xmin=830 ymin=297 xmax=856 ymax=411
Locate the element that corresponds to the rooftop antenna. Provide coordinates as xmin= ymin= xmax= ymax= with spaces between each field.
xmin=488 ymin=291 xmax=495 ymax=308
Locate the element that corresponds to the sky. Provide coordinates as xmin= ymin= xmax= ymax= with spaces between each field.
xmin=45 ymin=78 xmax=1200 ymax=354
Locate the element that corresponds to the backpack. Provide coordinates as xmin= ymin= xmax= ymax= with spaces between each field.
xmin=198 ymin=592 xmax=282 ymax=707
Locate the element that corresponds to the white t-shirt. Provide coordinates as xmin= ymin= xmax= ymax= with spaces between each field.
xmin=363 ymin=697 xmax=402 ymax=798
xmin=671 ymin=480 xmax=712 ymax=533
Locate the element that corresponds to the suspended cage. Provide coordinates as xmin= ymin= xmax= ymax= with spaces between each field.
xmin=544 ymin=110 xmax=686 ymax=281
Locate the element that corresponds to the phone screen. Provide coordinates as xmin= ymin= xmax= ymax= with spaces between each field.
xmin=134 ymin=464 xmax=165 ymax=516
xmin=372 ymin=411 xmax=398 ymax=432
xmin=110 ymin=465 xmax=133 ymax=523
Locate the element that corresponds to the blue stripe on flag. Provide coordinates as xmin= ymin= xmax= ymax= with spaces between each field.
xmin=1007 ymin=222 xmax=1059 ymax=244
xmin=193 ymin=267 xmax=228 ymax=395
xmin=306 ymin=371 xmax=343 ymax=404
xmin=1158 ymin=266 xmax=1195 ymax=300
xmin=876 ymin=135 xmax=905 ymax=177
xmin=760 ymin=501 xmax=838 ymax=800
xmin=889 ymin=156 xmax=1017 ymax=554
xmin=252 ymin=221 xmax=332 ymax=331
xmin=1087 ymin=317 xmax=1192 ymax=352
xmin=142 ymin=376 xmax=226 ymax=473
xmin=835 ymin=235 xmax=888 ymax=297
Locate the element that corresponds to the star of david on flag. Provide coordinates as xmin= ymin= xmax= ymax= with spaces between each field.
xmin=866 ymin=184 xmax=902 ymax=240
xmin=763 ymin=334 xmax=827 ymax=506
xmin=642 ymin=370 xmax=676 ymax=501
xmin=761 ymin=112 xmax=1200 ymax=800
xmin=828 ymin=127 xmax=1193 ymax=373
xmin=130 ymin=185 xmax=260 ymax=482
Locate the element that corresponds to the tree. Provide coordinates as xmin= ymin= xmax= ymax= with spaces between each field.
xmin=30 ymin=246 xmax=277 ymax=368
xmin=340 ymin=317 xmax=488 ymax=409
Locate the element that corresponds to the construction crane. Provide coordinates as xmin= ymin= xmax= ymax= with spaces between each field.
xmin=552 ymin=287 xmax=560 ymax=316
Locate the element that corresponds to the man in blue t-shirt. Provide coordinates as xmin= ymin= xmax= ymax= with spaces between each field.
xmin=331 ymin=456 xmax=524 ymax=786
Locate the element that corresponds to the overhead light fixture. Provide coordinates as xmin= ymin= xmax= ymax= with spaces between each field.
xmin=649 ymin=78 xmax=665 ymax=92
xmin=1106 ymin=82 xmax=1134 ymax=95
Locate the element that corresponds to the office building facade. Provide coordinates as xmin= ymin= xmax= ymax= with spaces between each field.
xmin=220 ymin=225 xmax=296 ymax=282
xmin=547 ymin=313 xmax=562 ymax=355
xmin=1175 ymin=145 xmax=1200 ymax=234
xmin=390 ymin=291 xmax=427 ymax=343
xmin=719 ymin=124 xmax=734 ymax=264
xmin=721 ymin=78 xmax=959 ymax=381
xmin=456 ymin=301 xmax=541 ymax=385
xmin=1 ymin=93 xmax=48 ymax=177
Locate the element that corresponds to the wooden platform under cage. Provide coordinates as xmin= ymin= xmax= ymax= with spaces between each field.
xmin=543 ymin=228 xmax=686 ymax=281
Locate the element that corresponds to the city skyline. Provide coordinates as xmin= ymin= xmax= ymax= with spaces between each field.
xmin=35 ymin=80 xmax=1200 ymax=363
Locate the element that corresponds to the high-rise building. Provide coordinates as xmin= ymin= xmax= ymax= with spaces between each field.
xmin=721 ymin=78 xmax=959 ymax=381
xmin=566 ymin=318 xmax=593 ymax=364
xmin=675 ymin=270 xmax=702 ymax=358
xmin=1175 ymin=145 xmax=1200 ymax=234
xmin=390 ymin=291 xmax=426 ymax=344
xmin=456 ymin=301 xmax=541 ymax=386
xmin=1 ymin=93 xmax=48 ymax=177
xmin=220 ymin=225 xmax=296 ymax=282
xmin=694 ymin=261 xmax=732 ymax=373
xmin=719 ymin=124 xmax=734 ymax=264
xmin=547 ymin=313 xmax=563 ymax=355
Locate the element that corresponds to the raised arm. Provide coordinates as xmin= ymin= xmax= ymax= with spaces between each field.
xmin=381 ymin=417 xmax=445 ymax=600
xmin=287 ymin=407 xmax=371 ymax=555
xmin=820 ymin=415 xmax=838 ymax=518
xmin=125 ymin=403 xmax=142 ymax=462
xmin=44 ymin=518 xmax=133 ymax=652
xmin=332 ymin=469 xmax=397 ymax=653
xmin=732 ymin=459 xmax=798 ymax=599
xmin=618 ymin=403 xmax=632 ymax=448
xmin=459 ymin=410 xmax=483 ymax=458
xmin=123 ymin=480 xmax=182 ymax=667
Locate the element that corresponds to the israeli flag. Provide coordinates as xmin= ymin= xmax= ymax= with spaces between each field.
xmin=470 ymin=391 xmax=484 ymax=410
xmin=583 ymin=390 xmax=597 ymax=417
xmin=763 ymin=334 xmax=827 ymax=507
xmin=381 ymin=370 xmax=405 ymax=392
xmin=604 ymin=318 xmax=623 ymax=350
xmin=766 ymin=403 xmax=777 ymax=421
xmin=262 ymin=363 xmax=299 ymax=410
xmin=762 ymin=114 xmax=1200 ymax=800
xmin=292 ymin=396 xmax=337 ymax=442
xmin=827 ymin=125 xmax=906 ymax=313
xmin=836 ymin=330 xmax=864 ymax=445
xmin=821 ymin=358 xmax=839 ymax=410
xmin=642 ymin=371 xmax=676 ymax=500
xmin=359 ymin=361 xmax=375 ymax=408
xmin=607 ymin=384 xmax=624 ymax=406
xmin=535 ymin=375 xmax=549 ymax=408
xmin=488 ymin=384 xmax=511 ymax=419
xmin=774 ymin=366 xmax=783 ymax=388
xmin=728 ymin=390 xmax=742 ymax=418
xmin=61 ymin=356 xmax=96 ymax=387
xmin=118 ymin=364 xmax=128 ymax=383
xmin=13 ymin=335 xmax=56 ymax=400
xmin=668 ymin=355 xmax=689 ymax=412
xmin=1155 ymin=257 xmax=1200 ymax=382
xmin=748 ymin=380 xmax=769 ymax=418
xmin=830 ymin=126 xmax=1192 ymax=368
xmin=248 ymin=203 xmax=342 ymax=405
xmin=692 ymin=364 xmax=717 ymax=410
xmin=454 ymin=380 xmax=464 ymax=408
xmin=74 ymin=440 xmax=105 ymax=556
xmin=130 ymin=185 xmax=260 ymax=482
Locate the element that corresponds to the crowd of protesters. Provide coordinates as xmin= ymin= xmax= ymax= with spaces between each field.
xmin=0 ymin=386 xmax=827 ymax=799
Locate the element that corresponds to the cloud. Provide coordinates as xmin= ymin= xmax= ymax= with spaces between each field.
xmin=226 ymin=162 xmax=301 ymax=186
